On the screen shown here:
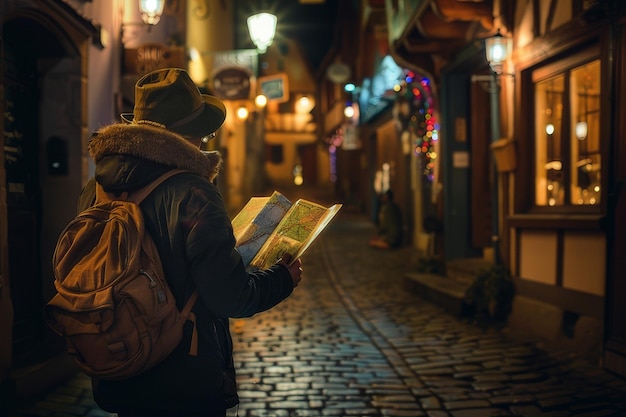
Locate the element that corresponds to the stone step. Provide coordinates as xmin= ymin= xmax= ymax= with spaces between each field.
xmin=404 ymin=258 xmax=494 ymax=317
xmin=403 ymin=272 xmax=473 ymax=317
xmin=445 ymin=258 xmax=493 ymax=284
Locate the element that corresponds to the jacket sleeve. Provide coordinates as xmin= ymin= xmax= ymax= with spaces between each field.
xmin=183 ymin=181 xmax=294 ymax=318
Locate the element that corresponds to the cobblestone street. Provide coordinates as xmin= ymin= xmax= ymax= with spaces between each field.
xmin=10 ymin=212 xmax=626 ymax=417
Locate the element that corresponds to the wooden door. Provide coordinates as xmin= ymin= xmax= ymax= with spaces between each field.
xmin=3 ymin=43 xmax=43 ymax=366
xmin=470 ymin=78 xmax=493 ymax=249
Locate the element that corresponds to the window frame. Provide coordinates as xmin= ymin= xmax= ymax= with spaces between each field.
xmin=525 ymin=43 xmax=606 ymax=215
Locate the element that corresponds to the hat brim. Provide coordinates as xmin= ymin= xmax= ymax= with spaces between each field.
xmin=121 ymin=94 xmax=226 ymax=139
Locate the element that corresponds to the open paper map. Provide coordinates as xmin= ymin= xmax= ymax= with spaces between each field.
xmin=232 ymin=191 xmax=342 ymax=270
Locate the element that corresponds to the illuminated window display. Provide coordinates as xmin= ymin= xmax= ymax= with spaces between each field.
xmin=534 ymin=54 xmax=601 ymax=207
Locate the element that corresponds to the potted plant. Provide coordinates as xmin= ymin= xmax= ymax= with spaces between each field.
xmin=464 ymin=264 xmax=515 ymax=328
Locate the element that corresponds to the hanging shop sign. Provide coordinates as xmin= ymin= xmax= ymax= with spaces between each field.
xmin=358 ymin=55 xmax=404 ymax=123
xmin=212 ymin=66 xmax=252 ymax=100
xmin=210 ymin=49 xmax=258 ymax=100
xmin=259 ymin=73 xmax=289 ymax=103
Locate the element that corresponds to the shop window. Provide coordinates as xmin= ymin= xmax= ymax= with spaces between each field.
xmin=533 ymin=51 xmax=601 ymax=207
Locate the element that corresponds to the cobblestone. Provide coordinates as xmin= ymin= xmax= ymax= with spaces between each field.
xmin=8 ymin=213 xmax=626 ymax=417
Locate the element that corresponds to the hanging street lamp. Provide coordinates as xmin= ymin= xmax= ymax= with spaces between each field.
xmin=247 ymin=12 xmax=277 ymax=53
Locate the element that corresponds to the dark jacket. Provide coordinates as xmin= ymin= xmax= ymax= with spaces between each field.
xmin=80 ymin=123 xmax=295 ymax=413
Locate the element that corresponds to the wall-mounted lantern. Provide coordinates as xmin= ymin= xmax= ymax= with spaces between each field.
xmin=139 ymin=0 xmax=165 ymax=25
xmin=485 ymin=29 xmax=512 ymax=75
xmin=122 ymin=0 xmax=166 ymax=46
xmin=247 ymin=12 xmax=277 ymax=53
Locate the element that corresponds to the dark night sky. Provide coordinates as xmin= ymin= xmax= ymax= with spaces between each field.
xmin=234 ymin=0 xmax=341 ymax=70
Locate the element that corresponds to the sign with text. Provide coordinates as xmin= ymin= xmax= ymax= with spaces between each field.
xmin=209 ymin=50 xmax=259 ymax=100
xmin=213 ymin=66 xmax=252 ymax=100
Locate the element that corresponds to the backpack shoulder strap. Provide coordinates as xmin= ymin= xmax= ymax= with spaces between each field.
xmin=129 ymin=168 xmax=190 ymax=205
xmin=94 ymin=169 xmax=190 ymax=205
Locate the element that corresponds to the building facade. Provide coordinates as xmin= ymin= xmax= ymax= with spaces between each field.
xmin=324 ymin=0 xmax=625 ymax=377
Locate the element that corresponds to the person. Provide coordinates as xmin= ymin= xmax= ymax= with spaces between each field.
xmin=77 ymin=68 xmax=302 ymax=417
xmin=369 ymin=189 xmax=403 ymax=249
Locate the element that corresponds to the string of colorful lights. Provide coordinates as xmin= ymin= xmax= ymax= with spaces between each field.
xmin=394 ymin=70 xmax=439 ymax=182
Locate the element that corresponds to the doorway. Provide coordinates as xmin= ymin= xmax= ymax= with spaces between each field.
xmin=3 ymin=16 xmax=82 ymax=367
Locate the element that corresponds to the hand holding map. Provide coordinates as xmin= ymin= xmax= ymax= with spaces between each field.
xmin=231 ymin=191 xmax=342 ymax=270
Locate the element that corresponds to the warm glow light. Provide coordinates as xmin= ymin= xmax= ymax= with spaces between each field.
xmin=295 ymin=95 xmax=315 ymax=114
xmin=247 ymin=12 xmax=277 ymax=53
xmin=139 ymin=0 xmax=165 ymax=25
xmin=344 ymin=104 xmax=355 ymax=118
xmin=236 ymin=106 xmax=249 ymax=120
xmin=576 ymin=121 xmax=588 ymax=139
xmin=490 ymin=43 xmax=506 ymax=61
xmin=188 ymin=47 xmax=200 ymax=62
xmin=545 ymin=161 xmax=562 ymax=170
xmin=485 ymin=29 xmax=511 ymax=75
xmin=546 ymin=124 xmax=555 ymax=135
xmin=293 ymin=165 xmax=303 ymax=186
xmin=255 ymin=94 xmax=268 ymax=108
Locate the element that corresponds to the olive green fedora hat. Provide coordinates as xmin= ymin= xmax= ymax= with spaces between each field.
xmin=121 ymin=68 xmax=226 ymax=138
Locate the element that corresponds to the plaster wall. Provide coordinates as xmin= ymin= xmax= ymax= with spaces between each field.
xmin=538 ymin=0 xmax=572 ymax=33
xmin=514 ymin=0 xmax=575 ymax=49
xmin=187 ymin=0 xmax=234 ymax=85
xmin=518 ymin=229 xmax=606 ymax=296
xmin=519 ymin=230 xmax=558 ymax=285
xmin=562 ymin=232 xmax=605 ymax=295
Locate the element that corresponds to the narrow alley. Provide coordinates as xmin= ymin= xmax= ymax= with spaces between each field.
xmin=9 ymin=212 xmax=626 ymax=417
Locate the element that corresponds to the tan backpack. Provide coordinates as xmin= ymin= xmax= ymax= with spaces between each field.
xmin=45 ymin=169 xmax=198 ymax=380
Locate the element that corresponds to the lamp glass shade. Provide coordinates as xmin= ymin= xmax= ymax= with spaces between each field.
xmin=486 ymin=32 xmax=509 ymax=65
xmin=140 ymin=0 xmax=165 ymax=25
xmin=485 ymin=30 xmax=511 ymax=74
xmin=247 ymin=13 xmax=277 ymax=53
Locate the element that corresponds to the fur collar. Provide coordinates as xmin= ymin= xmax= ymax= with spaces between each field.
xmin=89 ymin=123 xmax=222 ymax=181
